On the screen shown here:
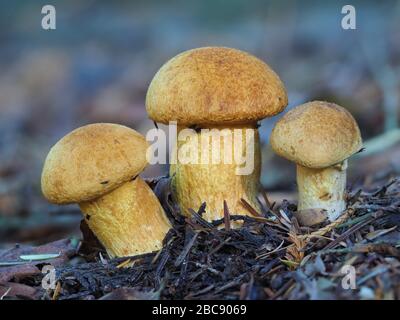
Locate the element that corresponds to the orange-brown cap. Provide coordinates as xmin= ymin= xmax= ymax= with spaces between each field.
xmin=270 ymin=101 xmax=362 ymax=168
xmin=146 ymin=47 xmax=288 ymax=126
xmin=41 ymin=123 xmax=149 ymax=204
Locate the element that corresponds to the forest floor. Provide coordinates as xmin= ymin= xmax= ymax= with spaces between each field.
xmin=1 ymin=173 xmax=399 ymax=300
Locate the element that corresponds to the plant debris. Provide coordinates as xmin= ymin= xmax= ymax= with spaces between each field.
xmin=1 ymin=176 xmax=399 ymax=300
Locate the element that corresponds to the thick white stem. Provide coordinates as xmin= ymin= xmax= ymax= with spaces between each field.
xmin=296 ymin=160 xmax=347 ymax=222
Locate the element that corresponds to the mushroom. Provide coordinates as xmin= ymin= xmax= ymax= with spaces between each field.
xmin=146 ymin=47 xmax=287 ymax=223
xmin=270 ymin=101 xmax=363 ymax=222
xmin=41 ymin=123 xmax=171 ymax=257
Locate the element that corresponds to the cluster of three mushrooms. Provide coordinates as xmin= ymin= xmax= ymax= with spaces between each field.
xmin=42 ymin=47 xmax=362 ymax=258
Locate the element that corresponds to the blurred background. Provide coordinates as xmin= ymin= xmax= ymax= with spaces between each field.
xmin=0 ymin=0 xmax=399 ymax=247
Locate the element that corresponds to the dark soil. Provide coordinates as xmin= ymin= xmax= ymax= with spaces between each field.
xmin=1 ymin=175 xmax=400 ymax=300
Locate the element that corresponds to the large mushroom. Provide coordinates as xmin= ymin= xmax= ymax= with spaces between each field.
xmin=270 ymin=101 xmax=363 ymax=222
xmin=41 ymin=123 xmax=171 ymax=257
xmin=146 ymin=47 xmax=287 ymax=223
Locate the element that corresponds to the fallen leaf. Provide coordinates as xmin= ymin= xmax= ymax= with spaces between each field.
xmin=365 ymin=226 xmax=398 ymax=241
xmin=0 ymin=239 xmax=76 ymax=282
xmin=20 ymin=253 xmax=61 ymax=261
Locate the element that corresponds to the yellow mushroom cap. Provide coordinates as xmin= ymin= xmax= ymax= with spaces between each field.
xmin=270 ymin=101 xmax=362 ymax=168
xmin=41 ymin=123 xmax=149 ymax=204
xmin=146 ymin=47 xmax=288 ymax=126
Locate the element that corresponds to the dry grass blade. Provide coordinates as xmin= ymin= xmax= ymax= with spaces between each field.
xmin=240 ymin=198 xmax=262 ymax=217
xmin=174 ymin=232 xmax=199 ymax=267
xmin=323 ymin=210 xmax=374 ymax=250
xmin=0 ymin=287 xmax=11 ymax=300
xmin=52 ymin=281 xmax=61 ymax=300
xmin=223 ymin=200 xmax=231 ymax=231
xmin=261 ymin=190 xmax=272 ymax=208
xmin=188 ymin=208 xmax=214 ymax=229
xmin=256 ymin=240 xmax=285 ymax=260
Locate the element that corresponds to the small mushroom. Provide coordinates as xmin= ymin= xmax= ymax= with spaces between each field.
xmin=146 ymin=47 xmax=288 ymax=224
xmin=41 ymin=123 xmax=171 ymax=257
xmin=270 ymin=101 xmax=362 ymax=222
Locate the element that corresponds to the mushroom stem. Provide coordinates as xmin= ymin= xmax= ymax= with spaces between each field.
xmin=79 ymin=177 xmax=171 ymax=258
xmin=170 ymin=124 xmax=261 ymax=226
xmin=296 ymin=160 xmax=348 ymax=221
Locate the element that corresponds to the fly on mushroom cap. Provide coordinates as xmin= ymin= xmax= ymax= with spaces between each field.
xmin=146 ymin=47 xmax=288 ymax=224
xmin=270 ymin=101 xmax=363 ymax=222
xmin=41 ymin=123 xmax=171 ymax=257
xmin=146 ymin=46 xmax=288 ymax=125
